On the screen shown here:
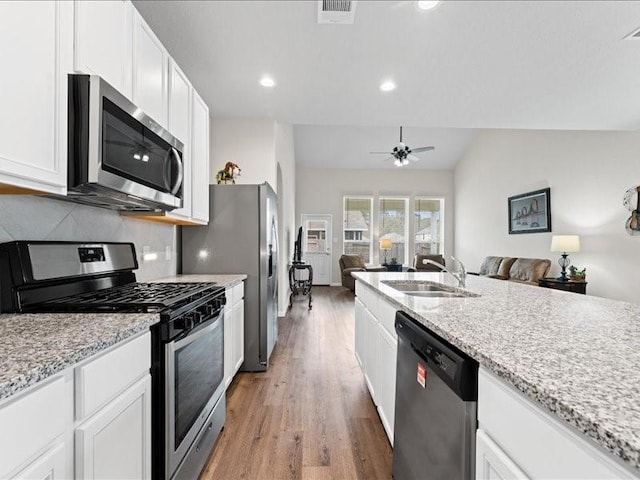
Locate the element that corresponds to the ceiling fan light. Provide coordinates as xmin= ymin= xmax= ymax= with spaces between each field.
xmin=402 ymin=158 xmax=409 ymax=166
xmin=394 ymin=159 xmax=402 ymax=167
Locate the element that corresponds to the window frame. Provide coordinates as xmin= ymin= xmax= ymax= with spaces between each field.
xmin=413 ymin=196 xmax=445 ymax=257
xmin=378 ymin=196 xmax=410 ymax=266
xmin=342 ymin=195 xmax=374 ymax=264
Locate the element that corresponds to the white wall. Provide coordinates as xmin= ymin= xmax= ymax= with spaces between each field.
xmin=210 ymin=118 xmax=276 ymax=187
xmin=296 ymin=167 xmax=455 ymax=285
xmin=275 ymin=122 xmax=296 ymax=316
xmin=209 ymin=118 xmax=296 ymax=316
xmin=454 ymin=129 xmax=640 ymax=303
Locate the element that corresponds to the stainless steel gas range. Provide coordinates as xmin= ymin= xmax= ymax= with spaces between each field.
xmin=0 ymin=241 xmax=226 ymax=480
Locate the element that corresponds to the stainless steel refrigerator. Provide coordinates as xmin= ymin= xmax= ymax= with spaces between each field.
xmin=181 ymin=183 xmax=278 ymax=372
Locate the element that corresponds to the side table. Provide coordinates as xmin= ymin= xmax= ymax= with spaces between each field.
xmin=538 ymin=277 xmax=587 ymax=295
xmin=383 ymin=263 xmax=403 ymax=272
xmin=289 ymin=263 xmax=313 ymax=309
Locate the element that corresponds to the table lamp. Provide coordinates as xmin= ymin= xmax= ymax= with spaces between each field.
xmin=550 ymin=235 xmax=580 ymax=281
xmin=380 ymin=238 xmax=392 ymax=264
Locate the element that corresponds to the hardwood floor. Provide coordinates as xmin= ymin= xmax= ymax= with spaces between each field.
xmin=200 ymin=286 xmax=393 ymax=480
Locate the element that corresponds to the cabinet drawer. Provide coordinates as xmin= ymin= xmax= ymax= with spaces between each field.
xmin=478 ymin=368 xmax=636 ymax=479
xmin=0 ymin=375 xmax=67 ymax=478
xmin=76 ymin=332 xmax=150 ymax=420
xmin=226 ymin=282 xmax=245 ymax=306
xmin=355 ymin=282 xmax=378 ymax=313
xmin=377 ymin=297 xmax=397 ymax=338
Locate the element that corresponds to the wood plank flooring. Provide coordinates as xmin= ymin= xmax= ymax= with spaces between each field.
xmin=200 ymin=286 xmax=393 ymax=480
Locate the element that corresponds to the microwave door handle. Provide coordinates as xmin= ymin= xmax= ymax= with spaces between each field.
xmin=170 ymin=147 xmax=184 ymax=196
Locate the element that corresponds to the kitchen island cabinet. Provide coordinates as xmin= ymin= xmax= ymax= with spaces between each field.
xmin=354 ymin=282 xmax=397 ymax=445
xmin=353 ymin=272 xmax=640 ymax=478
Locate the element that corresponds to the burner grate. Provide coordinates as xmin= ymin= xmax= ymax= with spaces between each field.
xmin=40 ymin=282 xmax=222 ymax=311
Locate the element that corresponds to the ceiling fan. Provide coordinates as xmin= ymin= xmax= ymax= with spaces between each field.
xmin=370 ymin=126 xmax=435 ymax=167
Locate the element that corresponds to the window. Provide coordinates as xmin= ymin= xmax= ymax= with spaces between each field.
xmin=414 ymin=197 xmax=444 ymax=255
xmin=343 ymin=196 xmax=373 ymax=263
xmin=379 ymin=197 xmax=409 ymax=265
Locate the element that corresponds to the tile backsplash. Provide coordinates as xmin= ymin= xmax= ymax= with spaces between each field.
xmin=0 ymin=195 xmax=176 ymax=281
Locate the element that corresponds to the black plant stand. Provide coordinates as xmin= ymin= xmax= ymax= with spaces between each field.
xmin=289 ymin=263 xmax=313 ymax=309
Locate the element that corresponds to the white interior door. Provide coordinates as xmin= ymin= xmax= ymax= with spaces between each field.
xmin=301 ymin=214 xmax=332 ymax=285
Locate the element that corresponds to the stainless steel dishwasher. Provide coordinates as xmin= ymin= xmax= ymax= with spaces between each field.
xmin=393 ymin=311 xmax=478 ymax=480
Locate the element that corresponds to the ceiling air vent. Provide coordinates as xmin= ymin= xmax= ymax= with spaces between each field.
xmin=317 ymin=0 xmax=357 ymax=24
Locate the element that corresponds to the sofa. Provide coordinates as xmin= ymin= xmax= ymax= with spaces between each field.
xmin=477 ymin=256 xmax=551 ymax=285
xmin=339 ymin=255 xmax=388 ymax=291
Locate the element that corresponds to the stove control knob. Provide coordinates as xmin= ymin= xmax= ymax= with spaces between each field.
xmin=176 ymin=314 xmax=195 ymax=331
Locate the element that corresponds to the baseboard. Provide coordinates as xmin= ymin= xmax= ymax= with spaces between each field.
xmin=330 ymin=282 xmax=342 ymax=287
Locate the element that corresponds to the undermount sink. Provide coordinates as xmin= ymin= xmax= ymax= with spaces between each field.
xmin=381 ymin=280 xmax=480 ymax=298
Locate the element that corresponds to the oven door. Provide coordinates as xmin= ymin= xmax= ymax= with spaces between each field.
xmin=165 ymin=312 xmax=224 ymax=477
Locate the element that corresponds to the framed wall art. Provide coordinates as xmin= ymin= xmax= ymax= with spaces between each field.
xmin=508 ymin=188 xmax=551 ymax=234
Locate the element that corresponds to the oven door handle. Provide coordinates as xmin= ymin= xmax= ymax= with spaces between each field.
xmin=170 ymin=310 xmax=223 ymax=351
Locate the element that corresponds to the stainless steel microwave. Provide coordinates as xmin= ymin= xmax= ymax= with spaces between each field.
xmin=67 ymin=74 xmax=184 ymax=212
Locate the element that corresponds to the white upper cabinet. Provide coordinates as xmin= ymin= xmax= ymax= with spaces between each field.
xmin=132 ymin=10 xmax=168 ymax=129
xmin=0 ymin=1 xmax=72 ymax=194
xmin=191 ymin=90 xmax=210 ymax=224
xmin=167 ymin=59 xmax=193 ymax=220
xmin=74 ymin=0 xmax=133 ymax=98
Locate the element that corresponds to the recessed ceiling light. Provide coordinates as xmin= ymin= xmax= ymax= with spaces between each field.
xmin=259 ymin=76 xmax=276 ymax=88
xmin=379 ymin=81 xmax=396 ymax=92
xmin=416 ymin=1 xmax=440 ymax=11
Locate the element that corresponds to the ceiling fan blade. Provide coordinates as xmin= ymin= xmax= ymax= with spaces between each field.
xmin=382 ymin=156 xmax=396 ymax=162
xmin=407 ymin=154 xmax=421 ymax=162
xmin=370 ymin=151 xmax=393 ymax=154
xmin=410 ymin=146 xmax=435 ymax=153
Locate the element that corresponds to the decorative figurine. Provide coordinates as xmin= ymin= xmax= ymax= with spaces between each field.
xmin=216 ymin=162 xmax=241 ymax=184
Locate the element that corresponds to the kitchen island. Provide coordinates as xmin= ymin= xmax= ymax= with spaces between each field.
xmin=352 ymin=271 xmax=640 ymax=478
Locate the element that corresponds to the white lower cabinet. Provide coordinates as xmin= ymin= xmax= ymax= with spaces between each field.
xmin=76 ymin=375 xmax=151 ymax=480
xmin=224 ymin=282 xmax=245 ymax=388
xmin=375 ymin=323 xmax=397 ymax=443
xmin=477 ymin=367 xmax=638 ymax=480
xmin=354 ymin=280 xmax=397 ymax=445
xmin=12 ymin=441 xmax=67 ymax=480
xmin=0 ymin=331 xmax=151 ymax=480
xmin=476 ymin=429 xmax=529 ymax=480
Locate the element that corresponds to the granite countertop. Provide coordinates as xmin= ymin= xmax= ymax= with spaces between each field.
xmin=352 ymin=271 xmax=640 ymax=472
xmin=0 ymin=312 xmax=159 ymax=402
xmin=151 ymin=274 xmax=246 ymax=289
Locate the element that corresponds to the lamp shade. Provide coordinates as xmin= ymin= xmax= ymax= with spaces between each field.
xmin=380 ymin=238 xmax=393 ymax=250
xmin=550 ymin=235 xmax=580 ymax=253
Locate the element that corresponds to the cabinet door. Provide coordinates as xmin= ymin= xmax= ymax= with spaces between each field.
xmin=190 ymin=90 xmax=210 ymax=224
xmin=76 ymin=375 xmax=151 ymax=480
xmin=74 ymin=0 xmax=133 ymax=98
xmin=232 ymin=300 xmax=245 ymax=374
xmin=376 ymin=323 xmax=397 ymax=445
xmin=166 ymin=59 xmax=192 ymax=220
xmin=354 ymin=298 xmax=366 ymax=368
xmin=132 ymin=11 xmax=168 ymax=127
xmin=476 ymin=429 xmax=530 ymax=480
xmin=363 ymin=307 xmax=378 ymax=401
xmin=11 ymin=441 xmax=67 ymax=480
xmin=223 ymin=307 xmax=233 ymax=389
xmin=0 ymin=1 xmax=72 ymax=194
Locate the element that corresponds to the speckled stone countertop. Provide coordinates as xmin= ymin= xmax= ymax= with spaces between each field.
xmin=352 ymin=271 xmax=640 ymax=472
xmin=151 ymin=274 xmax=246 ymax=289
xmin=0 ymin=312 xmax=159 ymax=402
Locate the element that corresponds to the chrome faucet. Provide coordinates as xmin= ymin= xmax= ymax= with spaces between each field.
xmin=421 ymin=256 xmax=466 ymax=288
